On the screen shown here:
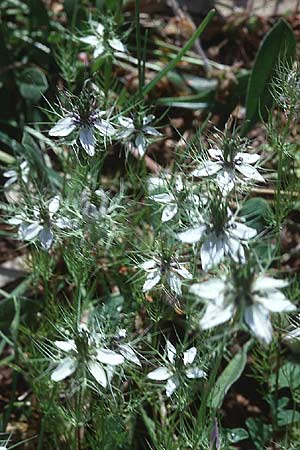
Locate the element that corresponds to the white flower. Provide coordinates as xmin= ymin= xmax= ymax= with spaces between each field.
xmin=8 ymin=196 xmax=72 ymax=251
xmin=149 ymin=175 xmax=184 ymax=223
xmin=117 ymin=115 xmax=162 ymax=157
xmin=191 ymin=147 xmax=264 ymax=195
xmin=3 ymin=160 xmax=29 ymax=188
xmin=191 ymin=274 xmax=296 ymax=345
xmin=140 ymin=256 xmax=192 ymax=295
xmin=51 ymin=329 xmax=125 ymax=388
xmin=177 ymin=211 xmax=257 ymax=271
xmin=147 ymin=340 xmax=206 ymax=397
xmin=49 ymin=109 xmax=115 ymax=157
xmin=79 ymin=23 xmax=126 ymax=59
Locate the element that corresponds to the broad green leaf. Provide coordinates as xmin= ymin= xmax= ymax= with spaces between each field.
xmin=210 ymin=340 xmax=251 ymax=410
xmin=246 ymin=417 xmax=272 ymax=450
xmin=277 ymin=409 xmax=300 ymax=426
xmin=243 ymin=19 xmax=296 ymax=134
xmin=18 ymin=68 xmax=48 ymax=103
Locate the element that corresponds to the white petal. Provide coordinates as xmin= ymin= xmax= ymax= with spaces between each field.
xmin=8 ymin=216 xmax=24 ymax=225
xmin=190 ymin=278 xmax=225 ymax=299
xmin=93 ymin=44 xmax=105 ymax=58
xmin=39 ymin=227 xmax=54 ymax=250
xmin=49 ymin=116 xmax=76 ymax=137
xmin=177 ymin=225 xmax=206 ymax=244
xmin=96 ymin=23 xmax=104 ymax=35
xmin=244 ymin=304 xmax=273 ymax=345
xmin=20 ymin=222 xmax=43 ymax=240
xmin=162 ymin=204 xmax=178 ymax=222
xmin=94 ymin=120 xmax=116 ymax=137
xmin=143 ymin=115 xmax=155 ymax=125
xmin=199 ymin=300 xmax=235 ymax=330
xmin=118 ymin=344 xmax=141 ymax=366
xmin=172 ymin=267 xmax=192 ymax=280
xmin=96 ymin=348 xmax=124 ymax=366
xmin=79 ymin=127 xmax=95 ymax=156
xmin=119 ymin=116 xmax=134 ymax=128
xmin=142 ymin=126 xmax=161 ymax=136
xmin=225 ymin=236 xmax=244 ymax=263
xmin=208 ymin=148 xmax=223 ymax=160
xmin=135 ymin=133 xmax=147 ymax=157
xmin=166 ymin=340 xmax=177 ymax=364
xmin=51 ymin=357 xmax=77 ymax=382
xmin=235 ymin=164 xmax=264 ymax=182
xmin=191 ymin=161 xmax=222 ymax=177
xmin=143 ymin=269 xmax=161 ymax=292
xmin=140 ymin=259 xmax=158 ymax=271
xmin=253 ymin=276 xmax=289 ymax=292
xmin=88 ymin=361 xmax=107 ymax=388
xmin=230 ymin=222 xmax=257 ymax=240
xmin=48 ymin=196 xmax=60 ymax=214
xmin=147 ymin=366 xmax=173 ymax=381
xmin=150 ymin=193 xmax=174 ymax=204
xmin=216 ymin=169 xmax=235 ymax=194
xmin=200 ymin=235 xmax=225 ymax=271
xmin=254 ymin=293 xmax=296 ymax=313
xmin=79 ymin=35 xmax=99 ymax=46
xmin=54 ymin=340 xmax=76 ymax=353
xmin=166 ymin=375 xmax=180 ymax=397
xmin=185 ymin=367 xmax=206 ymax=379
xmin=183 ymin=347 xmax=197 ymax=365
xmin=108 ymin=38 xmax=126 ymax=52
xmin=3 ymin=169 xmax=16 ymax=178
xmin=167 ymin=272 xmax=182 ymax=295
xmin=235 ymin=152 xmax=260 ymax=164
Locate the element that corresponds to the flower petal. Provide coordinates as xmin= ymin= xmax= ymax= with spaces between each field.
xmin=49 ymin=117 xmax=76 ymax=137
xmin=39 ymin=227 xmax=54 ymax=251
xmin=142 ymin=126 xmax=161 ymax=136
xmin=235 ymin=164 xmax=264 ymax=182
xmin=96 ymin=348 xmax=125 ymax=366
xmin=185 ymin=367 xmax=206 ymax=379
xmin=166 ymin=340 xmax=177 ymax=364
xmin=189 ymin=278 xmax=225 ymax=300
xmin=166 ymin=375 xmax=180 ymax=397
xmin=48 ymin=196 xmax=60 ymax=215
xmin=135 ymin=133 xmax=147 ymax=157
xmin=20 ymin=222 xmax=43 ymax=241
xmin=235 ymin=152 xmax=260 ymax=165
xmin=118 ymin=344 xmax=141 ymax=366
xmin=140 ymin=259 xmax=158 ymax=271
xmin=79 ymin=127 xmax=95 ymax=156
xmin=94 ymin=120 xmax=116 ymax=137
xmin=108 ymin=38 xmax=126 ymax=52
xmin=143 ymin=269 xmax=161 ymax=292
xmin=244 ymin=304 xmax=273 ymax=345
xmin=79 ymin=35 xmax=99 ymax=46
xmin=162 ymin=204 xmax=178 ymax=222
xmin=208 ymin=148 xmax=223 ymax=160
xmin=199 ymin=300 xmax=235 ymax=330
xmin=51 ymin=357 xmax=77 ymax=382
xmin=200 ymin=235 xmax=225 ymax=271
xmin=254 ymin=293 xmax=296 ymax=313
xmin=54 ymin=340 xmax=76 ymax=353
xmin=229 ymin=222 xmax=257 ymax=240
xmin=167 ymin=272 xmax=182 ymax=295
xmin=93 ymin=44 xmax=105 ymax=58
xmin=150 ymin=193 xmax=174 ymax=204
xmin=88 ymin=361 xmax=107 ymax=388
xmin=177 ymin=225 xmax=206 ymax=244
xmin=191 ymin=161 xmax=222 ymax=177
xmin=253 ymin=276 xmax=289 ymax=292
xmin=183 ymin=347 xmax=197 ymax=365
xmin=147 ymin=366 xmax=173 ymax=381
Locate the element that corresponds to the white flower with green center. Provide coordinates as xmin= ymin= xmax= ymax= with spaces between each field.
xmin=147 ymin=340 xmax=206 ymax=397
xmin=8 ymin=196 xmax=66 ymax=251
xmin=192 ymin=147 xmax=264 ymax=195
xmin=3 ymin=160 xmax=29 ymax=188
xmin=190 ymin=274 xmax=296 ymax=345
xmin=177 ymin=209 xmax=257 ymax=271
xmin=117 ymin=115 xmax=162 ymax=157
xmin=51 ymin=329 xmax=125 ymax=388
xmin=140 ymin=256 xmax=192 ymax=296
xmin=79 ymin=23 xmax=126 ymax=59
xmin=49 ymin=109 xmax=115 ymax=157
